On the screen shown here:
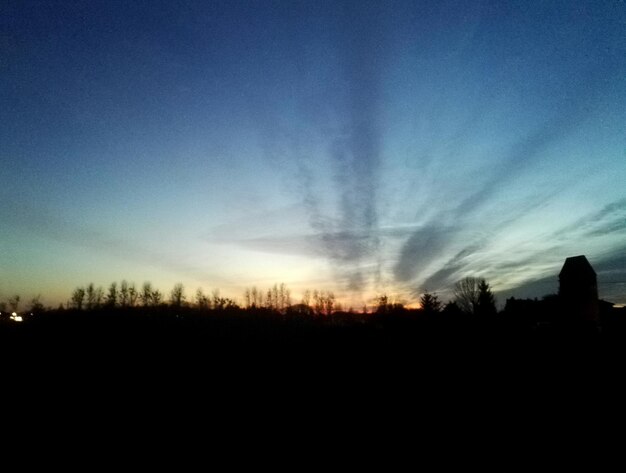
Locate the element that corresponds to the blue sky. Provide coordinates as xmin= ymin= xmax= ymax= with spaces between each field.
xmin=1 ymin=0 xmax=625 ymax=307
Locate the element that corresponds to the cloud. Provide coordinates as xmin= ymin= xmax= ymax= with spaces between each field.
xmin=393 ymin=224 xmax=456 ymax=283
xmin=579 ymin=199 xmax=626 ymax=238
xmin=594 ymin=250 xmax=626 ymax=305
xmin=276 ymin=5 xmax=389 ymax=293
xmin=392 ymin=46 xmax=621 ymax=290
xmin=206 ymin=222 xmax=418 ymax=261
xmin=417 ymin=244 xmax=484 ymax=293
xmin=497 ymin=248 xmax=626 ymax=305
xmin=495 ymin=275 xmax=557 ymax=303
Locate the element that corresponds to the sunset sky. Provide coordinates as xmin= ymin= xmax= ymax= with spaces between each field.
xmin=2 ymin=0 xmax=625 ymax=308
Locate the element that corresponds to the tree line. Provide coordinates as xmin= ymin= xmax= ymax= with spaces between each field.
xmin=1 ymin=277 xmax=497 ymax=318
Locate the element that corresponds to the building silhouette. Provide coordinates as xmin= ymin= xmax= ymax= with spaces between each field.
xmin=559 ymin=255 xmax=599 ymax=322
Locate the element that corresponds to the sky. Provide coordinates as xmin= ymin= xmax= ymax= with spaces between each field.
xmin=1 ymin=0 xmax=625 ymax=308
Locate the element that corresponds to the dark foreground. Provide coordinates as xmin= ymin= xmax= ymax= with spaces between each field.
xmin=2 ymin=308 xmax=624 ymax=436
xmin=3 ymin=308 xmax=625 ymax=368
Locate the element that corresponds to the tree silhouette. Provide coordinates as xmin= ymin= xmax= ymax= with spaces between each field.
xmin=151 ymin=289 xmax=163 ymax=306
xmin=71 ymin=287 xmax=85 ymax=310
xmin=376 ymin=294 xmax=389 ymax=314
xmin=312 ymin=291 xmax=335 ymax=316
xmin=265 ymin=286 xmax=277 ymax=310
xmin=85 ymin=283 xmax=103 ymax=310
xmin=324 ymin=292 xmax=335 ymax=316
xmin=128 ymin=283 xmax=138 ymax=307
xmin=476 ymin=279 xmax=497 ymax=318
xmin=196 ymin=288 xmax=210 ymax=309
xmin=453 ymin=277 xmax=481 ymax=315
xmin=420 ymin=292 xmax=442 ymax=315
xmin=170 ymin=283 xmax=185 ymax=308
xmin=313 ymin=290 xmax=323 ymax=315
xmin=211 ymin=289 xmax=237 ymax=310
xmin=375 ymin=294 xmax=404 ymax=315
xmin=119 ymin=280 xmax=129 ymax=307
xmin=257 ymin=283 xmax=292 ymax=312
xmin=454 ymin=277 xmax=497 ymax=317
xmin=86 ymin=283 xmax=95 ymax=310
xmin=106 ymin=282 xmax=118 ymax=308
xmin=140 ymin=282 xmax=153 ymax=307
xmin=8 ymin=295 xmax=20 ymax=312
xmin=243 ymin=288 xmax=251 ymax=308
xmin=278 ymin=283 xmax=291 ymax=312
xmin=30 ymin=295 xmax=44 ymax=313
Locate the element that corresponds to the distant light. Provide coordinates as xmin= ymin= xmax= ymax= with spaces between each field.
xmin=10 ymin=313 xmax=23 ymax=322
xmin=12 ymin=312 xmax=17 ymax=317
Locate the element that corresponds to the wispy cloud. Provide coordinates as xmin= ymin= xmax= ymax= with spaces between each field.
xmin=567 ymin=198 xmax=626 ymax=238
xmin=392 ymin=43 xmax=623 ymax=294
xmin=284 ymin=6 xmax=388 ymax=293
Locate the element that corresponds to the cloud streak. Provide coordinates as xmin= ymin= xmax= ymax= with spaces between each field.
xmin=288 ymin=5 xmax=388 ymax=292
xmin=393 ymin=35 xmax=625 ymax=291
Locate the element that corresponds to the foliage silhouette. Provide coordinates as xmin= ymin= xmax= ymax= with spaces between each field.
xmin=2 ymin=256 xmax=624 ymax=358
xmin=170 ymin=283 xmax=185 ymax=308
xmin=420 ymin=292 xmax=442 ymax=316
xmin=476 ymin=280 xmax=497 ymax=319
xmin=106 ymin=282 xmax=118 ymax=308
xmin=8 ymin=295 xmax=21 ymax=312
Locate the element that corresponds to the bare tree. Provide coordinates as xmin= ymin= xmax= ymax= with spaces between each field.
xmin=106 ymin=282 xmax=118 ymax=308
xmin=8 ymin=295 xmax=21 ymax=312
xmin=140 ymin=282 xmax=153 ymax=307
xmin=196 ymin=288 xmax=210 ymax=309
xmin=244 ymin=288 xmax=251 ymax=309
xmin=323 ymin=291 xmax=335 ymax=316
xmin=242 ymin=286 xmax=263 ymax=309
xmin=312 ymin=290 xmax=334 ymax=316
xmin=170 ymin=283 xmax=185 ymax=308
xmin=376 ymin=294 xmax=390 ymax=314
xmin=278 ymin=283 xmax=291 ymax=312
xmin=260 ymin=283 xmax=291 ymax=312
xmin=95 ymin=286 xmax=103 ymax=308
xmin=212 ymin=289 xmax=224 ymax=310
xmin=119 ymin=280 xmax=129 ymax=307
xmin=151 ymin=289 xmax=162 ymax=306
xmin=128 ymin=283 xmax=138 ymax=307
xmin=71 ymin=287 xmax=85 ymax=310
xmin=313 ymin=290 xmax=323 ymax=315
xmin=265 ymin=286 xmax=278 ymax=310
xmin=30 ymin=295 xmax=44 ymax=313
xmin=454 ymin=276 xmax=495 ymax=315
xmin=86 ymin=283 xmax=96 ymax=310
xmin=251 ymin=287 xmax=261 ymax=308
xmin=211 ymin=289 xmax=236 ymax=311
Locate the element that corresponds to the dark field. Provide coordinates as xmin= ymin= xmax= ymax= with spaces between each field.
xmin=3 ymin=307 xmax=625 ymax=367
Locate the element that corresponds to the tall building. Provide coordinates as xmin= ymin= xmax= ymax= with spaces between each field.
xmin=559 ymin=255 xmax=599 ymax=322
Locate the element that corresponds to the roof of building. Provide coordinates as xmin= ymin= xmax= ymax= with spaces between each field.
xmin=559 ymin=255 xmax=596 ymax=278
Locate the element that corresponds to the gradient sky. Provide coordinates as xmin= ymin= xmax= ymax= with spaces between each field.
xmin=2 ymin=0 xmax=625 ymax=308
